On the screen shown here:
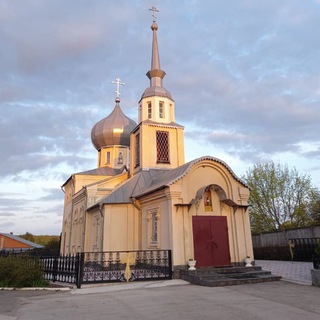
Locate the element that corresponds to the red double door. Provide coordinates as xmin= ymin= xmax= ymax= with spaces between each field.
xmin=192 ymin=216 xmax=231 ymax=267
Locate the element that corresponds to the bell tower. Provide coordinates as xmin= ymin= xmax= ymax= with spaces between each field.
xmin=130 ymin=7 xmax=185 ymax=175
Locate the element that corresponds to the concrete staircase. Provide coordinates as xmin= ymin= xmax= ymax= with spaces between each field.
xmin=180 ymin=266 xmax=281 ymax=287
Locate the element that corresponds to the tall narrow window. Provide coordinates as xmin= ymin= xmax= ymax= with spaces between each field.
xmin=156 ymin=131 xmax=170 ymax=163
xmin=106 ymin=152 xmax=111 ymax=164
xmin=148 ymin=209 xmax=160 ymax=247
xmin=151 ymin=212 xmax=158 ymax=243
xmin=118 ymin=151 xmax=123 ymax=164
xmin=135 ymin=133 xmax=140 ymax=167
xmin=159 ymin=101 xmax=164 ymax=119
xmin=148 ymin=102 xmax=152 ymax=119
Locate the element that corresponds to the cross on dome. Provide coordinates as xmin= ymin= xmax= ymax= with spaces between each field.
xmin=149 ymin=6 xmax=159 ymax=22
xmin=111 ymin=77 xmax=125 ymax=100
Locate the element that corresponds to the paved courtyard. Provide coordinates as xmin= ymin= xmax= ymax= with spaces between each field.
xmin=255 ymin=260 xmax=313 ymax=285
xmin=0 ymin=260 xmax=318 ymax=320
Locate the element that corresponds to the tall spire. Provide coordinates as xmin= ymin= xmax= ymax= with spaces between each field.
xmin=140 ymin=6 xmax=172 ymax=101
xmin=147 ymin=6 xmax=166 ymax=87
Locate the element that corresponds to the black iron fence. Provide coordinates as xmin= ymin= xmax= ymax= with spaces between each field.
xmin=289 ymin=238 xmax=320 ymax=261
xmin=41 ymin=250 xmax=172 ymax=288
xmin=42 ymin=254 xmax=83 ymax=288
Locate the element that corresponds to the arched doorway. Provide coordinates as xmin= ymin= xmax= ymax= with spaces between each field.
xmin=192 ymin=216 xmax=230 ymax=267
xmin=192 ymin=184 xmax=234 ymax=267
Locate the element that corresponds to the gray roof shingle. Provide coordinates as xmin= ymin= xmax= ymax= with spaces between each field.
xmin=89 ymin=156 xmax=247 ymax=208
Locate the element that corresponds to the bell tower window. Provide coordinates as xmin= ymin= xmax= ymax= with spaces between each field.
xmin=135 ymin=133 xmax=140 ymax=168
xmin=117 ymin=151 xmax=123 ymax=164
xmin=148 ymin=102 xmax=152 ymax=119
xmin=106 ymin=152 xmax=111 ymax=165
xmin=159 ymin=101 xmax=164 ymax=119
xmin=156 ymin=131 xmax=170 ymax=163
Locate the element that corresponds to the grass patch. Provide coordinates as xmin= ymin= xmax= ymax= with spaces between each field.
xmin=0 ymin=254 xmax=48 ymax=288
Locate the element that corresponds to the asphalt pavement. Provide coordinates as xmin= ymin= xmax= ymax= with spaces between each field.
xmin=0 ymin=260 xmax=318 ymax=320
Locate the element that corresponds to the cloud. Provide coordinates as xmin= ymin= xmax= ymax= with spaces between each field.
xmin=1 ymin=0 xmax=320 ymax=234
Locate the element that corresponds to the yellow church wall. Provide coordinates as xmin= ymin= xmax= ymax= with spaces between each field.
xmin=139 ymin=96 xmax=175 ymax=123
xmin=170 ymin=204 xmax=188 ymax=266
xmin=98 ymin=145 xmax=130 ymax=169
xmin=61 ymin=171 xmax=131 ymax=254
xmin=103 ymin=204 xmax=139 ymax=251
xmin=233 ymin=207 xmax=254 ymax=260
xmin=139 ymin=124 xmax=185 ymax=170
xmin=165 ymin=160 xmax=251 ymax=266
xmin=139 ymin=191 xmax=172 ymax=251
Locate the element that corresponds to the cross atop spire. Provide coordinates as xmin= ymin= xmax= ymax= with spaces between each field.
xmin=111 ymin=77 xmax=125 ymax=101
xmin=149 ymin=6 xmax=159 ymax=22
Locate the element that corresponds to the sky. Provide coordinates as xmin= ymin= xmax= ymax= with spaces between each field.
xmin=1 ymin=0 xmax=320 ymax=235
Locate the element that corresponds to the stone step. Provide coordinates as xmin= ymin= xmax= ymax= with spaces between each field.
xmin=188 ymin=266 xmax=263 ymax=275
xmin=180 ymin=267 xmax=281 ymax=287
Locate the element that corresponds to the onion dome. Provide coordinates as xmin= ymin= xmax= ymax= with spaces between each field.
xmin=91 ymin=98 xmax=137 ymax=150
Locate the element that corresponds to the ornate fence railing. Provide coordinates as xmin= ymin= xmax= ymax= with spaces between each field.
xmin=42 ymin=254 xmax=83 ymax=288
xmin=41 ymin=250 xmax=172 ymax=288
xmin=82 ymin=250 xmax=172 ymax=285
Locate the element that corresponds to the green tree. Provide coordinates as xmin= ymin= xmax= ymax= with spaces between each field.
xmin=307 ymin=188 xmax=320 ymax=223
xmin=19 ymin=232 xmax=35 ymax=243
xmin=243 ymin=161 xmax=318 ymax=234
xmin=45 ymin=238 xmax=60 ymax=251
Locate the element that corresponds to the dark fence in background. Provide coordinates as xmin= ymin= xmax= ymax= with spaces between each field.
xmin=252 ymin=225 xmax=320 ymax=248
xmin=0 ymin=248 xmax=59 ymax=257
xmin=252 ymin=226 xmax=320 ymax=262
xmin=314 ymin=256 xmax=320 ymax=269
xmin=289 ymin=238 xmax=319 ymax=261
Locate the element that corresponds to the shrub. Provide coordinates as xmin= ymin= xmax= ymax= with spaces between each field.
xmin=0 ymin=254 xmax=48 ymax=288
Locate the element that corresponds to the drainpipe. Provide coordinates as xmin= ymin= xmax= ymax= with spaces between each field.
xmin=60 ymin=186 xmax=65 ymax=255
xmin=83 ymin=187 xmax=87 ymax=252
xmin=131 ymin=197 xmax=142 ymax=250
xmin=98 ymin=203 xmax=104 ymax=251
xmin=69 ymin=175 xmax=75 ymax=254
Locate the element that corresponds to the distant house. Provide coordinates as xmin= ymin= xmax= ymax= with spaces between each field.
xmin=0 ymin=233 xmax=44 ymax=252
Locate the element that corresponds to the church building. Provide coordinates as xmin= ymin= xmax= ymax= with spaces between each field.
xmin=60 ymin=8 xmax=253 ymax=272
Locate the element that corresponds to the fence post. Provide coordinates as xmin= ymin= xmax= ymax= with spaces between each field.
xmin=76 ymin=252 xmax=84 ymax=289
xmin=168 ymin=250 xmax=173 ymax=280
xmin=53 ymin=256 xmax=58 ymax=283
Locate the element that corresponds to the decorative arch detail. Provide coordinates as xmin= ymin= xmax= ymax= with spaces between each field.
xmin=193 ymin=184 xmax=238 ymax=209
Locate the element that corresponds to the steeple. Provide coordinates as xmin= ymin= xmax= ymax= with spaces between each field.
xmin=147 ymin=6 xmax=166 ymax=88
xmin=130 ymin=7 xmax=185 ymax=175
xmin=140 ymin=6 xmax=172 ymax=102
